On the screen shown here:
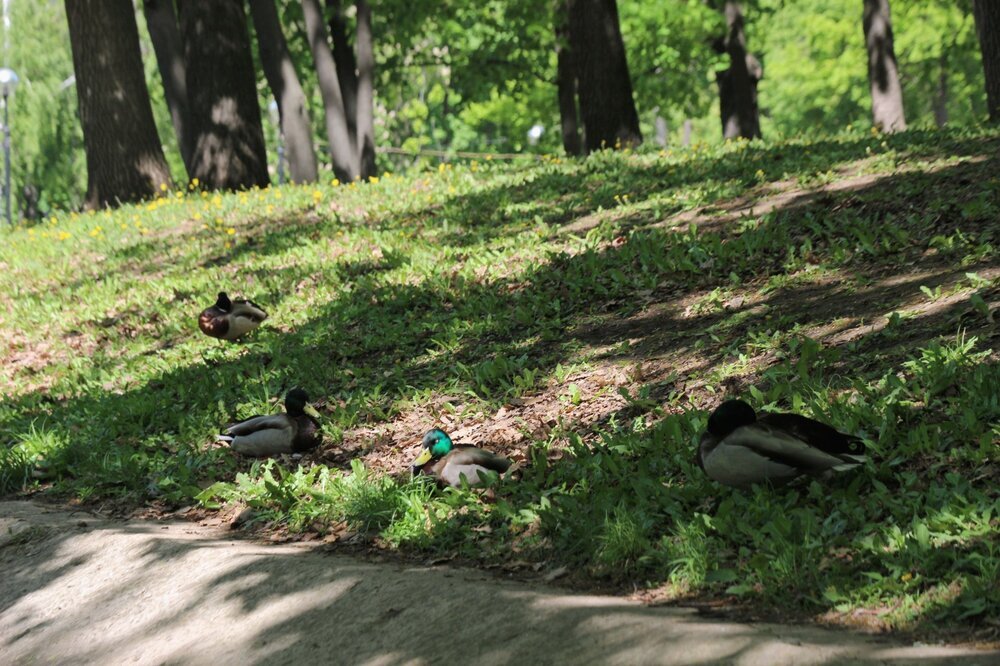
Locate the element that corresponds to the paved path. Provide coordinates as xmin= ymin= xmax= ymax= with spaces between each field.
xmin=0 ymin=501 xmax=995 ymax=665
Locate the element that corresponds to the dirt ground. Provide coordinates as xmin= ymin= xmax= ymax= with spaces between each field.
xmin=1 ymin=501 xmax=996 ymax=665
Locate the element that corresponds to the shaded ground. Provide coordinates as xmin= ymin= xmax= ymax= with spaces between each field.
xmin=1 ymin=501 xmax=996 ymax=666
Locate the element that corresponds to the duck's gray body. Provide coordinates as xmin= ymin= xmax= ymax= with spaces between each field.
xmin=220 ymin=415 xmax=307 ymax=456
xmin=429 ymin=447 xmax=512 ymax=487
xmin=698 ymin=401 xmax=866 ymax=488
xmin=218 ymin=389 xmax=321 ymax=457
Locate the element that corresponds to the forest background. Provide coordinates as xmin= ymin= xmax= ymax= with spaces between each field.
xmin=5 ymin=0 xmax=989 ymax=215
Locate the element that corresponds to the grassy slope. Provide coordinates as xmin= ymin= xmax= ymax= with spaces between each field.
xmin=1 ymin=129 xmax=998 ymax=638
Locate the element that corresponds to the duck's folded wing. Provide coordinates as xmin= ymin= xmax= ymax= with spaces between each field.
xmin=230 ymin=300 xmax=268 ymax=321
xmin=728 ymin=424 xmax=863 ymax=471
xmin=758 ymin=413 xmax=865 ymax=457
xmin=224 ymin=414 xmax=289 ymax=436
xmin=452 ymin=446 xmax=511 ymax=473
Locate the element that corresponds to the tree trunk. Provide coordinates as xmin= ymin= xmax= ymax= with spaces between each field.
xmin=143 ymin=0 xmax=194 ymax=175
xmin=178 ymin=0 xmax=269 ymax=190
xmin=355 ymin=0 xmax=376 ymax=179
xmin=555 ymin=3 xmax=583 ymax=156
xmin=66 ymin=0 xmax=172 ymax=209
xmin=654 ymin=115 xmax=668 ymax=147
xmin=249 ymin=0 xmax=319 ymax=183
xmin=327 ymin=0 xmax=359 ymax=145
xmin=715 ymin=2 xmax=762 ymax=140
xmin=973 ymin=0 xmax=1000 ymax=122
xmin=566 ymin=0 xmax=642 ymax=152
xmin=933 ymin=51 xmax=948 ymax=128
xmin=302 ymin=0 xmax=358 ymax=181
xmin=863 ymin=0 xmax=906 ymax=132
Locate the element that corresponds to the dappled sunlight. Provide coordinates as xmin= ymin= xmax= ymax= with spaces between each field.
xmin=4 ymin=503 xmax=991 ymax=663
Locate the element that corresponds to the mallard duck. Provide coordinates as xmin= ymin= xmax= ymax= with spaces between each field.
xmin=410 ymin=428 xmax=511 ymax=487
xmin=697 ymin=399 xmax=866 ymax=488
xmin=218 ymin=388 xmax=322 ymax=456
xmin=198 ymin=292 xmax=268 ymax=341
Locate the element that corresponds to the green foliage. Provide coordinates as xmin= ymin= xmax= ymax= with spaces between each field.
xmin=757 ymin=0 xmax=986 ymax=136
xmin=7 ymin=0 xmax=84 ymax=213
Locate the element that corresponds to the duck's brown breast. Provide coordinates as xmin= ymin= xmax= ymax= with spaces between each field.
xmin=198 ymin=310 xmax=229 ymax=338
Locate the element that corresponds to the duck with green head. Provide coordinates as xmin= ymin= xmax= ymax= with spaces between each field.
xmin=411 ymin=428 xmax=511 ymax=487
xmin=218 ymin=388 xmax=322 ymax=456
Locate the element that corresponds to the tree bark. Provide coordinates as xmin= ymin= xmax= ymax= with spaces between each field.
xmin=326 ymin=0 xmax=359 ymax=144
xmin=143 ymin=0 xmax=194 ymax=175
xmin=972 ymin=0 xmax=1000 ymax=122
xmin=863 ymin=0 xmax=906 ymax=132
xmin=302 ymin=0 xmax=358 ymax=181
xmin=178 ymin=0 xmax=269 ymax=190
xmin=715 ymin=1 xmax=762 ymax=140
xmin=355 ymin=0 xmax=376 ymax=179
xmin=933 ymin=51 xmax=948 ymax=128
xmin=66 ymin=0 xmax=172 ymax=209
xmin=555 ymin=2 xmax=583 ymax=156
xmin=566 ymin=0 xmax=642 ymax=152
xmin=249 ymin=0 xmax=319 ymax=183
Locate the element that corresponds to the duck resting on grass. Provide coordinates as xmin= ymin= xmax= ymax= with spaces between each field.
xmin=198 ymin=292 xmax=268 ymax=341
xmin=411 ymin=428 xmax=511 ymax=488
xmin=218 ymin=388 xmax=322 ymax=456
xmin=697 ymin=399 xmax=866 ymax=488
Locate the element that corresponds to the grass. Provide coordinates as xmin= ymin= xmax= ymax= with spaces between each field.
xmin=1 ymin=127 xmax=998 ymax=638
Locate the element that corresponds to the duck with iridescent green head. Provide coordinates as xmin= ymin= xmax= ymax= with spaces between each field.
xmin=410 ymin=428 xmax=511 ymax=487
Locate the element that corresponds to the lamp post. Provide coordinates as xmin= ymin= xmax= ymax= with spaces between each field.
xmin=0 ymin=67 xmax=18 ymax=226
xmin=268 ymin=99 xmax=284 ymax=185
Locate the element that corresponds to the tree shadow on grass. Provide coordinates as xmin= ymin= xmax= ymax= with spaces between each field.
xmin=430 ymin=131 xmax=998 ymax=247
xmin=1 ymin=149 xmax=996 ymax=480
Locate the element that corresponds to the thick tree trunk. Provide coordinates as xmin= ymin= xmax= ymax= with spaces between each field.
xmin=355 ymin=0 xmax=376 ymax=179
xmin=178 ymin=0 xmax=269 ymax=190
xmin=863 ymin=0 xmax=906 ymax=132
xmin=555 ymin=3 xmax=583 ymax=156
xmin=326 ymin=0 xmax=359 ymax=144
xmin=143 ymin=0 xmax=194 ymax=175
xmin=66 ymin=0 xmax=172 ymax=209
xmin=972 ymin=0 xmax=1000 ymax=122
xmin=566 ymin=0 xmax=642 ymax=153
xmin=302 ymin=0 xmax=358 ymax=181
xmin=715 ymin=2 xmax=762 ymax=140
xmin=249 ymin=0 xmax=319 ymax=183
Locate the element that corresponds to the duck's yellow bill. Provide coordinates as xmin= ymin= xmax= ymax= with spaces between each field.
xmin=304 ymin=404 xmax=321 ymax=420
xmin=411 ymin=448 xmax=433 ymax=469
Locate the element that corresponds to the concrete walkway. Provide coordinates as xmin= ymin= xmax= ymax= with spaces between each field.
xmin=0 ymin=501 xmax=995 ymax=665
